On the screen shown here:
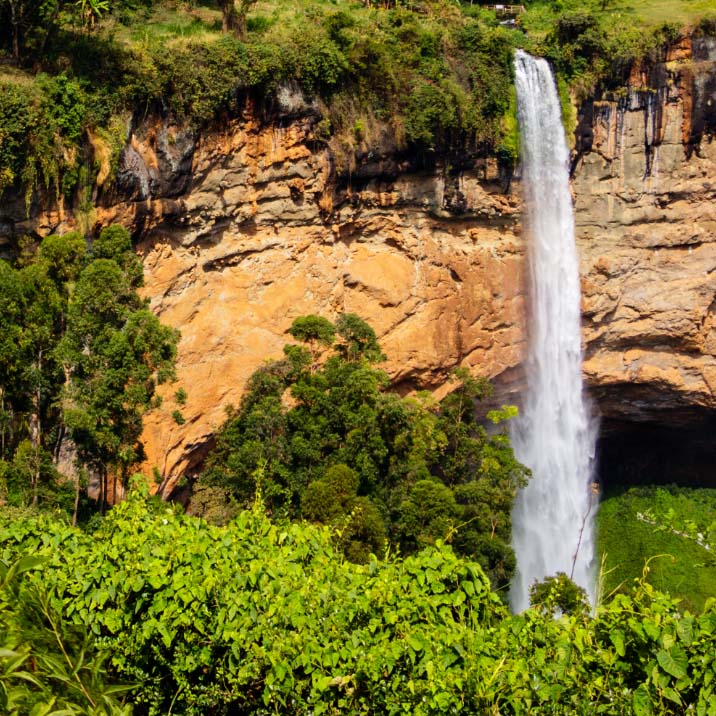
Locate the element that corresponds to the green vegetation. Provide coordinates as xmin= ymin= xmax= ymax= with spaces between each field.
xmin=1 ymin=0 xmax=714 ymax=204
xmin=0 ymin=551 xmax=132 ymax=715
xmin=597 ymin=486 xmax=716 ymax=613
xmin=0 ymin=225 xmax=178 ymax=521
xmin=2 ymin=2 xmax=716 ymax=711
xmin=2 ymin=494 xmax=716 ymax=716
xmin=0 ymin=0 xmax=522 ymax=207
xmin=201 ymin=314 xmax=527 ymax=592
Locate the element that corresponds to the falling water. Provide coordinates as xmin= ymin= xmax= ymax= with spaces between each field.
xmin=509 ymin=50 xmax=598 ymax=612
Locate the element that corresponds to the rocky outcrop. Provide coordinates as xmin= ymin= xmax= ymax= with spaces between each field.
xmin=2 ymin=38 xmax=716 ymax=493
xmin=573 ymin=36 xmax=716 ymax=428
xmin=96 ymin=110 xmax=526 ymax=492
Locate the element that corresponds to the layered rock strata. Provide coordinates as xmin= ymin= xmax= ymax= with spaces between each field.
xmin=573 ymin=36 xmax=716 ymax=428
xmin=2 ymin=38 xmax=716 ymax=492
xmin=102 ymin=113 xmax=525 ymax=491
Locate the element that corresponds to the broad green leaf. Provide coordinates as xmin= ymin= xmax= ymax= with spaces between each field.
xmin=633 ymin=684 xmax=653 ymax=716
xmin=676 ymin=618 xmax=693 ymax=645
xmin=657 ymin=646 xmax=688 ymax=680
xmin=610 ymin=629 xmax=626 ymax=657
xmin=662 ymin=686 xmax=682 ymax=705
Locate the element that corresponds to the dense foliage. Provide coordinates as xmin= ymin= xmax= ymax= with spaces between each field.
xmin=200 ymin=314 xmax=526 ymax=591
xmin=0 ymin=0 xmax=523 ymax=206
xmin=0 ymin=226 xmax=178 ymax=520
xmin=0 ymin=547 xmax=132 ymax=715
xmin=2 ymin=0 xmax=714 ymax=208
xmin=2 ymin=496 xmax=716 ymax=716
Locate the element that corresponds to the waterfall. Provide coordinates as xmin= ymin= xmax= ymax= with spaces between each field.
xmin=509 ymin=50 xmax=598 ymax=612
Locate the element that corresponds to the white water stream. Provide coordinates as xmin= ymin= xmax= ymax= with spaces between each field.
xmin=509 ymin=50 xmax=598 ymax=612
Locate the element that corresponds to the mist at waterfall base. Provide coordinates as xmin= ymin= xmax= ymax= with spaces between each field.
xmin=509 ymin=50 xmax=599 ymax=612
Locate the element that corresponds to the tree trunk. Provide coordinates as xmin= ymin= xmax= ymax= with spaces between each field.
xmin=1 ymin=388 xmax=5 ymax=456
xmin=30 ymin=351 xmax=43 ymax=506
xmin=10 ymin=0 xmax=20 ymax=62
xmin=72 ymin=473 xmax=81 ymax=526
xmin=235 ymin=11 xmax=248 ymax=40
xmin=38 ymin=6 xmax=61 ymax=61
xmin=219 ymin=0 xmax=240 ymax=34
xmin=29 ymin=416 xmax=40 ymax=507
xmin=100 ymin=466 xmax=107 ymax=515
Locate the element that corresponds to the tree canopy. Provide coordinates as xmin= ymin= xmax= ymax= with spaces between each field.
xmin=0 ymin=225 xmax=178 ymax=522
xmin=201 ymin=314 xmax=527 ymax=592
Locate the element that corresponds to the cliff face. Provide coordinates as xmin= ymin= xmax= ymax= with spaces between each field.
xmin=573 ymin=36 xmax=716 ymax=427
xmin=571 ymin=36 xmax=716 ymax=486
xmin=2 ymin=40 xmax=715 ymax=493
xmin=93 ymin=37 xmax=716 ymax=491
xmin=99 ymin=109 xmax=525 ymax=491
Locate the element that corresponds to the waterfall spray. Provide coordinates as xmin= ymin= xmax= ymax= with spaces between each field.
xmin=509 ymin=50 xmax=598 ymax=612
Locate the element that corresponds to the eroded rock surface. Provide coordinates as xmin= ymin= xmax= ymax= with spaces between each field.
xmin=97 ymin=39 xmax=716 ymax=492
xmin=573 ymin=37 xmax=716 ymax=426
xmin=100 ymin=113 xmax=525 ymax=492
xmin=3 ymin=40 xmax=716 ymax=492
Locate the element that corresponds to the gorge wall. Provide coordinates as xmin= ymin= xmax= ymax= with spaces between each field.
xmin=116 ymin=116 xmax=527 ymax=493
xmin=2 ymin=37 xmax=716 ymax=494
xmin=573 ymin=36 xmax=716 ymax=486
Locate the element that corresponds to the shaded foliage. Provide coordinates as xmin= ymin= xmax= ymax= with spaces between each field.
xmin=0 ymin=553 xmax=132 ymax=715
xmin=0 ymin=225 xmax=178 ymax=520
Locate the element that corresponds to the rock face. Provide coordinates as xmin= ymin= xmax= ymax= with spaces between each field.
xmin=98 ymin=110 xmax=526 ymax=492
xmin=2 ymin=39 xmax=716 ymax=493
xmin=573 ymin=36 xmax=716 ymax=430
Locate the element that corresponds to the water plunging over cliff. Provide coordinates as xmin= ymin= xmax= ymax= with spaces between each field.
xmin=509 ymin=50 xmax=598 ymax=612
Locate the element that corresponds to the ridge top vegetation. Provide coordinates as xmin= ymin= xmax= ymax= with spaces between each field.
xmin=1 ymin=0 xmax=715 ymax=209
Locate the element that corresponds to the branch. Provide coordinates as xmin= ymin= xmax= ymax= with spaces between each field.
xmin=636 ymin=512 xmax=714 ymax=554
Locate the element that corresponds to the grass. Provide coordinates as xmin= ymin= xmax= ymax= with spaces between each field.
xmin=108 ymin=0 xmax=354 ymax=50
xmin=614 ymin=0 xmax=716 ymax=28
xmin=109 ymin=5 xmax=224 ymax=48
xmin=522 ymin=0 xmax=716 ymax=39
xmin=597 ymin=485 xmax=716 ymax=613
xmin=0 ymin=65 xmax=34 ymax=85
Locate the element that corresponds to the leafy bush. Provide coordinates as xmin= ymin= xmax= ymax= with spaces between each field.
xmin=0 ymin=555 xmax=132 ymax=715
xmin=2 ymin=496 xmax=716 ymax=715
xmin=0 ymin=495 xmax=500 ymax=715
xmin=202 ymin=316 xmax=527 ymax=590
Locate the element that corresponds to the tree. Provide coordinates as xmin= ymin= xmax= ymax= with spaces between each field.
xmin=202 ymin=315 xmax=526 ymax=579
xmin=529 ymin=572 xmax=590 ymax=617
xmin=302 ymin=463 xmax=386 ymax=562
xmin=288 ymin=314 xmax=335 ymax=367
xmin=217 ymin=0 xmax=257 ymax=38
xmin=396 ymin=479 xmax=460 ymax=552
xmin=0 ymin=0 xmax=107 ymax=63
xmin=335 ymin=313 xmax=385 ymax=363
xmin=60 ymin=244 xmax=178 ymax=513
xmin=0 ymin=261 xmax=25 ymax=458
xmin=0 ymin=225 xmax=178 ymax=520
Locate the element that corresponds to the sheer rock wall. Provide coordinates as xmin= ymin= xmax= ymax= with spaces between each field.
xmin=574 ymin=36 xmax=716 ymax=428
xmin=100 ymin=112 xmax=526 ymax=491
xmin=2 ymin=39 xmax=716 ymax=493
